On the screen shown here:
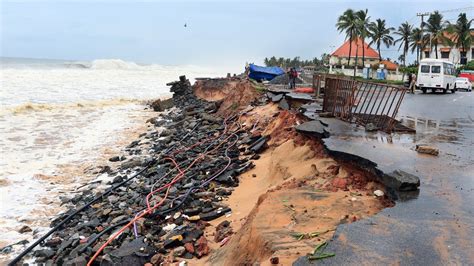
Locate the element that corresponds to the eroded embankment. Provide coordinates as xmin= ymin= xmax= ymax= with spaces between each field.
xmin=193 ymin=80 xmax=394 ymax=265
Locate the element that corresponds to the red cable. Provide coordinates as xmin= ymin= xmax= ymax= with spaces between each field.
xmin=87 ymin=118 xmax=237 ymax=265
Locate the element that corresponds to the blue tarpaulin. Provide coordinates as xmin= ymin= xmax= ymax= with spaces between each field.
xmin=248 ymin=64 xmax=285 ymax=81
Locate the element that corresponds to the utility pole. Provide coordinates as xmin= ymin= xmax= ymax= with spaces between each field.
xmin=417 ymin=12 xmax=430 ymax=62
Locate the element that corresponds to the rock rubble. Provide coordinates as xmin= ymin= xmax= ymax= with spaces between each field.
xmin=28 ymin=76 xmax=264 ymax=265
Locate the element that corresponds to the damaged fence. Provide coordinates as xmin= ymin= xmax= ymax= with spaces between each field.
xmin=322 ymin=76 xmax=407 ymax=133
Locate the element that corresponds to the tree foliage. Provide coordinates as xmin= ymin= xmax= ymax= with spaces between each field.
xmin=263 ymin=54 xmax=329 ymax=69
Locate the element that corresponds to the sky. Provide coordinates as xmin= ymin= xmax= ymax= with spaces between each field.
xmin=1 ymin=0 xmax=473 ymax=70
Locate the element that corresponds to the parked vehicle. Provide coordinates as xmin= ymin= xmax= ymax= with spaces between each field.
xmin=416 ymin=59 xmax=457 ymax=94
xmin=455 ymin=77 xmax=472 ymax=92
xmin=459 ymin=70 xmax=474 ymax=82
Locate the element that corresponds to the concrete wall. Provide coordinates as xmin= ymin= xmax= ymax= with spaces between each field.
xmin=328 ymin=66 xmax=404 ymax=81
xmin=330 ymin=56 xmax=380 ymax=67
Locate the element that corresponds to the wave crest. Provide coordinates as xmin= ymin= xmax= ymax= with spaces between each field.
xmin=2 ymin=99 xmax=145 ymax=116
xmin=90 ymin=59 xmax=141 ymax=70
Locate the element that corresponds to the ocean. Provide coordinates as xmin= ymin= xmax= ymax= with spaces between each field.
xmin=0 ymin=57 xmax=225 ymax=261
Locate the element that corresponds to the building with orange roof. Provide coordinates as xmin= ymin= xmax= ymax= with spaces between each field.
xmin=329 ymin=38 xmax=380 ymax=67
xmin=379 ymin=60 xmax=399 ymax=71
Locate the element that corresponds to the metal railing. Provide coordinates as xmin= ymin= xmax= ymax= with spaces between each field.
xmin=322 ymin=76 xmax=407 ymax=133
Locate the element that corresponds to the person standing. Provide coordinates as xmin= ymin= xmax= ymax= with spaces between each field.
xmin=289 ymin=67 xmax=297 ymax=89
xmin=410 ymin=73 xmax=417 ymax=94
xmin=407 ymin=73 xmax=413 ymax=89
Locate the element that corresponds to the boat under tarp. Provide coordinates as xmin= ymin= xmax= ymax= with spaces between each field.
xmin=248 ymin=64 xmax=285 ymax=81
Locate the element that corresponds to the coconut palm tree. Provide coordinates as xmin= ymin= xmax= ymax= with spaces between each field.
xmin=447 ymin=13 xmax=473 ymax=63
xmin=356 ymin=9 xmax=371 ymax=68
xmin=409 ymin=27 xmax=423 ymax=64
xmin=368 ymin=19 xmax=394 ymax=61
xmin=394 ymin=22 xmax=413 ymax=66
xmin=423 ymin=11 xmax=448 ymax=59
xmin=336 ymin=9 xmax=359 ymax=67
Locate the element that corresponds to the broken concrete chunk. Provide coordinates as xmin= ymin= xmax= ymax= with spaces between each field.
xmin=295 ymin=121 xmax=329 ymax=138
xmin=278 ymin=98 xmax=290 ymax=110
xmin=383 ymin=170 xmax=420 ymax=191
xmin=415 ymin=144 xmax=439 ymax=156
xmin=271 ymin=94 xmax=283 ymax=102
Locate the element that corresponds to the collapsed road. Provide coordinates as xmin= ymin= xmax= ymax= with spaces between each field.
xmin=7 ymin=74 xmax=472 ymax=265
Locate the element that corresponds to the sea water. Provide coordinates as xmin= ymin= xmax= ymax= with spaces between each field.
xmin=0 ymin=58 xmax=225 ymax=261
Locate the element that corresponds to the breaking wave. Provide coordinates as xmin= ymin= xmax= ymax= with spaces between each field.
xmin=1 ymin=98 xmax=146 ymax=116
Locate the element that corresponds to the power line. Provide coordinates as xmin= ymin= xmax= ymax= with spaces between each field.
xmin=437 ymin=6 xmax=474 ymax=14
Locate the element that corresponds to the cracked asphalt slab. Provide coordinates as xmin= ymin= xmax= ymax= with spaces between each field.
xmin=294 ymin=91 xmax=474 ymax=265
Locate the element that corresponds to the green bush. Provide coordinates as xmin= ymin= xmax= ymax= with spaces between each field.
xmin=460 ymin=60 xmax=474 ymax=71
xmin=399 ymin=66 xmax=418 ymax=74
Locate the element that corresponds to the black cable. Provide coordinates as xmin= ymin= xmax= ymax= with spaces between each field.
xmin=8 ymin=162 xmax=154 ymax=266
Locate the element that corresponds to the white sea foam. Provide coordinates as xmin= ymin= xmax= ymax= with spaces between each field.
xmin=0 ymin=58 xmax=227 ymax=261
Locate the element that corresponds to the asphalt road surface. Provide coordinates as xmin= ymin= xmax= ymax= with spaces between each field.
xmin=295 ymin=91 xmax=473 ymax=265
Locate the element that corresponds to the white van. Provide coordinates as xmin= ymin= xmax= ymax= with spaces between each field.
xmin=416 ymin=59 xmax=457 ymax=94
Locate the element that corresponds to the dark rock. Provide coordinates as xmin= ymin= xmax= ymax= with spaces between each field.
xmin=270 ymin=256 xmax=279 ymax=264
xmin=183 ymin=252 xmax=194 ymax=259
xmin=150 ymin=253 xmax=163 ymax=265
xmin=121 ymin=158 xmax=143 ymax=169
xmin=182 ymin=229 xmax=203 ymax=243
xmin=278 ymin=98 xmax=290 ymax=110
xmin=63 ymin=255 xmax=87 ymax=266
xmin=365 ymin=123 xmax=378 ymax=132
xmin=200 ymin=207 xmax=231 ymax=221
xmin=45 ymin=237 xmax=62 ymax=247
xmin=249 ymin=137 xmax=267 ymax=153
xmin=200 ymin=113 xmax=222 ymax=124
xmin=183 ymin=208 xmax=201 ymax=216
xmin=112 ymin=175 xmax=124 ymax=184
xmin=150 ymin=98 xmax=174 ymax=112
xmin=163 ymin=235 xmax=183 ymax=249
xmin=110 ymin=237 xmax=148 ymax=258
xmin=33 ymin=249 xmax=55 ymax=259
xmin=295 ymin=121 xmax=329 ymax=138
xmin=215 ymin=220 xmax=233 ymax=242
xmin=18 ymin=225 xmax=32 ymax=234
xmin=383 ymin=170 xmax=420 ymax=191
xmin=109 ymin=156 xmax=121 ymax=162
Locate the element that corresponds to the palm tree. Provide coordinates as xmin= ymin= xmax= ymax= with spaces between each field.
xmin=409 ymin=27 xmax=423 ymax=64
xmin=356 ymin=9 xmax=371 ymax=67
xmin=423 ymin=11 xmax=448 ymax=59
xmin=368 ymin=19 xmax=394 ymax=61
xmin=447 ymin=13 xmax=473 ymax=63
xmin=336 ymin=9 xmax=358 ymax=67
xmin=394 ymin=22 xmax=413 ymax=66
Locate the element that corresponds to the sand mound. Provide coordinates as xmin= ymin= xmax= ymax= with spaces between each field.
xmin=192 ymin=99 xmax=393 ymax=265
xmin=193 ymin=78 xmax=261 ymax=115
xmin=207 ymin=138 xmax=390 ymax=265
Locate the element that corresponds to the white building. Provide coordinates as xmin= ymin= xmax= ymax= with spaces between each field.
xmin=422 ymin=31 xmax=474 ymax=65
